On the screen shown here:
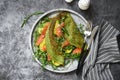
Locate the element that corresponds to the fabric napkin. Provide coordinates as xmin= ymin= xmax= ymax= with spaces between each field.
xmin=77 ymin=20 xmax=120 ymax=80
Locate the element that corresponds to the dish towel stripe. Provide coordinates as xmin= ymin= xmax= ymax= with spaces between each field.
xmin=77 ymin=20 xmax=120 ymax=80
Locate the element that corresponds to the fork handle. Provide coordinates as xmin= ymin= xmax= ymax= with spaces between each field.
xmin=76 ymin=42 xmax=86 ymax=75
xmin=76 ymin=49 xmax=89 ymax=76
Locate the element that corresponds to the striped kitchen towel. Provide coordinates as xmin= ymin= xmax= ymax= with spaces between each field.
xmin=77 ymin=20 xmax=120 ymax=80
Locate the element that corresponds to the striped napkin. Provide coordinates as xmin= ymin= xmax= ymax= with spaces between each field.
xmin=77 ymin=20 xmax=120 ymax=80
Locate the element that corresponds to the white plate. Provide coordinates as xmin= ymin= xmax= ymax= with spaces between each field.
xmin=30 ymin=9 xmax=88 ymax=73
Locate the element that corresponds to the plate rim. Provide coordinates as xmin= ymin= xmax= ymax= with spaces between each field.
xmin=29 ymin=8 xmax=88 ymax=73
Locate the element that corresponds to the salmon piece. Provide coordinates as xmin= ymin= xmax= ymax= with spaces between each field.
xmin=56 ymin=27 xmax=63 ymax=37
xmin=62 ymin=40 xmax=69 ymax=47
xmin=72 ymin=48 xmax=82 ymax=54
xmin=41 ymin=45 xmax=47 ymax=52
xmin=47 ymin=54 xmax=51 ymax=61
xmin=36 ymin=22 xmax=51 ymax=46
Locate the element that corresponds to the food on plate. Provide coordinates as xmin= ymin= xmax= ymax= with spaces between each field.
xmin=33 ymin=12 xmax=84 ymax=69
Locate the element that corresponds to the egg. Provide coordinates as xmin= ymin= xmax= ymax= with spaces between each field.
xmin=39 ymin=39 xmax=46 ymax=52
xmin=78 ymin=0 xmax=90 ymax=10
xmin=52 ymin=60 xmax=61 ymax=66
xmin=65 ymin=0 xmax=73 ymax=3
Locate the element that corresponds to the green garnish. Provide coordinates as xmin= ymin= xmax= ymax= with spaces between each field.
xmin=55 ymin=37 xmax=65 ymax=43
xmin=21 ymin=11 xmax=44 ymax=28
xmin=78 ymin=23 xmax=85 ymax=35
xmin=41 ymin=17 xmax=51 ymax=23
xmin=62 ymin=27 xmax=69 ymax=36
xmin=65 ymin=59 xmax=70 ymax=65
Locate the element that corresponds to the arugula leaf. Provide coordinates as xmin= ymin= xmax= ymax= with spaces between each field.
xmin=77 ymin=23 xmax=85 ymax=35
xmin=21 ymin=11 xmax=44 ymax=28
xmin=41 ymin=17 xmax=51 ymax=23
xmin=62 ymin=27 xmax=69 ymax=36
xmin=65 ymin=59 xmax=70 ymax=65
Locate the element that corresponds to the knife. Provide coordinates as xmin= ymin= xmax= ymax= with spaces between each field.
xmin=117 ymin=34 xmax=120 ymax=52
xmin=76 ymin=26 xmax=99 ymax=76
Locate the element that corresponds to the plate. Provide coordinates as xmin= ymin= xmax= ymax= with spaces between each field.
xmin=30 ymin=9 xmax=88 ymax=73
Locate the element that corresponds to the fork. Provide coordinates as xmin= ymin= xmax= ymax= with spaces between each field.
xmin=76 ymin=21 xmax=92 ymax=75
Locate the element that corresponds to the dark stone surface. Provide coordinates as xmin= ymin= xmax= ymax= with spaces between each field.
xmin=0 ymin=0 xmax=120 ymax=80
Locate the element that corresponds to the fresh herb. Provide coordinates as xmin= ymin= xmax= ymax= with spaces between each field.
xmin=41 ymin=17 xmax=51 ymax=23
xmin=64 ymin=52 xmax=80 ymax=59
xmin=65 ymin=59 xmax=70 ymax=65
xmin=63 ymin=45 xmax=80 ymax=59
xmin=33 ymin=29 xmax=40 ymax=43
xmin=74 ymin=28 xmax=79 ymax=33
xmin=34 ymin=46 xmax=40 ymax=53
xmin=21 ymin=11 xmax=44 ymax=28
xmin=59 ymin=16 xmax=66 ymax=23
xmin=58 ymin=15 xmax=67 ymax=24
xmin=37 ymin=22 xmax=44 ymax=28
xmin=77 ymin=23 xmax=85 ymax=34
xmin=71 ymin=54 xmax=80 ymax=59
xmin=63 ymin=45 xmax=75 ymax=51
xmin=51 ymin=64 xmax=58 ymax=70
xmin=34 ymin=49 xmax=48 ymax=66
xmin=63 ymin=45 xmax=79 ymax=59
xmin=62 ymin=28 xmax=69 ymax=36
xmin=64 ymin=53 xmax=71 ymax=58
xmin=62 ymin=17 xmax=65 ymax=21
xmin=55 ymin=37 xmax=65 ymax=43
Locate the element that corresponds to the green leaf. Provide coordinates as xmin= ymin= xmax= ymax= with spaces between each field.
xmin=21 ymin=11 xmax=44 ymax=28
xmin=62 ymin=27 xmax=69 ymax=36
xmin=65 ymin=59 xmax=70 ymax=65
xmin=77 ymin=23 xmax=85 ymax=35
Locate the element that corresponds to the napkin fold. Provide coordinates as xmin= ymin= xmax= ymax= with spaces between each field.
xmin=77 ymin=20 xmax=120 ymax=80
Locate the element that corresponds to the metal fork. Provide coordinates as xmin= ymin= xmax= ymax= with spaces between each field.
xmin=76 ymin=21 xmax=92 ymax=75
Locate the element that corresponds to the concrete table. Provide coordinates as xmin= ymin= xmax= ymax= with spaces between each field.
xmin=0 ymin=0 xmax=120 ymax=80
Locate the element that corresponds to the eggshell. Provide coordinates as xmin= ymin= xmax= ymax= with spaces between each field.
xmin=65 ymin=0 xmax=73 ymax=3
xmin=78 ymin=0 xmax=90 ymax=10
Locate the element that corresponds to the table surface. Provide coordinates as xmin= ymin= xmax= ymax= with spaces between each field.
xmin=0 ymin=0 xmax=120 ymax=80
